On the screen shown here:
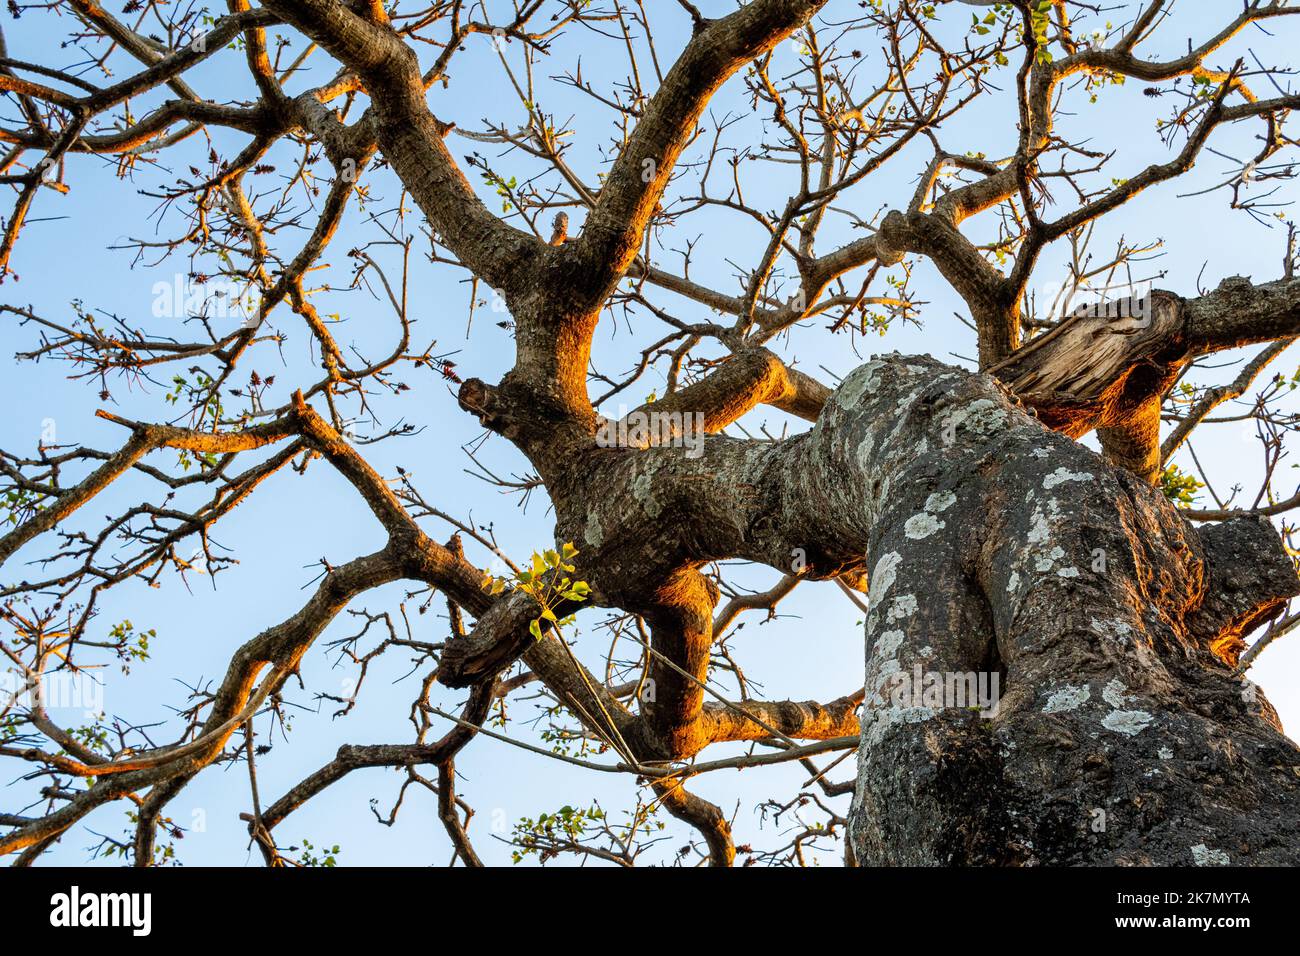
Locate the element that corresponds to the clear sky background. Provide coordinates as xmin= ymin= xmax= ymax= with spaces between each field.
xmin=3 ymin=1 xmax=1300 ymax=866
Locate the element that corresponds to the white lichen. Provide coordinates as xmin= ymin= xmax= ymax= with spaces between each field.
xmin=887 ymin=594 xmax=918 ymax=623
xmin=942 ymin=399 xmax=1007 ymax=445
xmin=869 ymin=551 xmax=903 ymax=604
xmin=904 ymin=512 xmax=944 ymax=540
xmin=1090 ymin=618 xmax=1134 ymax=643
xmin=924 ymin=490 xmax=958 ymax=513
xmin=894 ymin=385 xmax=926 ymax=415
xmin=1191 ymin=844 xmax=1230 ymax=867
xmin=1102 ymin=679 xmax=1130 ymax=708
xmin=869 ymin=657 xmax=902 ymax=696
xmin=1043 ymin=684 xmax=1091 ymax=713
xmin=873 ymin=629 xmax=905 ymax=659
xmin=584 ymin=513 xmax=604 ymax=548
xmin=631 ymin=472 xmax=662 ymax=518
xmin=855 ymin=431 xmax=876 ymax=471
xmin=836 ymin=363 xmax=884 ymax=408
xmin=1034 ymin=545 xmax=1066 ymax=572
xmin=862 ymin=705 xmax=936 ymax=749
xmin=1043 ymin=467 xmax=1093 ymax=489
xmin=1102 ymin=709 xmax=1153 ymax=736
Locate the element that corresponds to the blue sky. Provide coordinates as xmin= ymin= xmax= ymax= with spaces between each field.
xmin=2 ymin=1 xmax=1299 ymax=865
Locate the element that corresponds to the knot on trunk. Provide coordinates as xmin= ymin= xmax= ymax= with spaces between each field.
xmin=1188 ymin=515 xmax=1300 ymax=667
xmin=438 ymin=591 xmax=540 ymax=688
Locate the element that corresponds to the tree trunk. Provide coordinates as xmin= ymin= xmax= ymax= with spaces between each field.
xmin=831 ymin=355 xmax=1300 ymax=865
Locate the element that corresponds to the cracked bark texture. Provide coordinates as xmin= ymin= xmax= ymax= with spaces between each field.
xmin=828 ymin=356 xmax=1300 ymax=865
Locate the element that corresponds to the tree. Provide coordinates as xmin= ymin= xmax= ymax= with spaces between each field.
xmin=2 ymin=0 xmax=1300 ymax=867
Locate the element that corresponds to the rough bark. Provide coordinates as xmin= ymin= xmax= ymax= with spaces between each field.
xmin=829 ymin=356 xmax=1300 ymax=865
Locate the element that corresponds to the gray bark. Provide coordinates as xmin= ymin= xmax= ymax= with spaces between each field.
xmin=836 ymin=356 xmax=1300 ymax=865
